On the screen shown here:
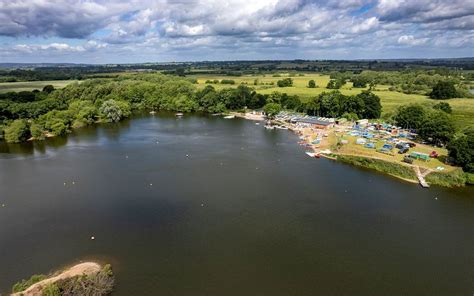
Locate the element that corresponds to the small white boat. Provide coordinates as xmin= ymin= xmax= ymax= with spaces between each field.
xmin=275 ymin=126 xmax=288 ymax=130
xmin=255 ymin=122 xmax=260 ymax=125
xmin=305 ymin=152 xmax=315 ymax=157
xmin=176 ymin=112 xmax=184 ymax=117
xmin=224 ymin=115 xmax=235 ymax=119
xmin=149 ymin=111 xmax=156 ymax=115
xmin=265 ymin=125 xmax=275 ymax=130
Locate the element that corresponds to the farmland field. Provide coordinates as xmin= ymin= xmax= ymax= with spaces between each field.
xmin=0 ymin=80 xmax=78 ymax=93
xmin=191 ymin=73 xmax=474 ymax=128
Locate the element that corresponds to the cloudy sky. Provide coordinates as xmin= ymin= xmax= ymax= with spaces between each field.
xmin=0 ymin=0 xmax=473 ymax=63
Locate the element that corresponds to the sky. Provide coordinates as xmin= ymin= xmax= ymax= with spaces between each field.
xmin=0 ymin=0 xmax=473 ymax=63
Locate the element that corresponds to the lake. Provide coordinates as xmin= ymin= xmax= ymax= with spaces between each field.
xmin=1 ymin=113 xmax=473 ymax=295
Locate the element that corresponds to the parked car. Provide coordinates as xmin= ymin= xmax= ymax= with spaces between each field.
xmin=403 ymin=155 xmax=413 ymax=164
xmin=407 ymin=142 xmax=416 ymax=148
xmin=429 ymin=151 xmax=439 ymax=158
xmin=398 ymin=147 xmax=409 ymax=154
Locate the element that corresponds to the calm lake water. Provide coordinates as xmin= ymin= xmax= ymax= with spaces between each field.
xmin=1 ymin=113 xmax=473 ymax=295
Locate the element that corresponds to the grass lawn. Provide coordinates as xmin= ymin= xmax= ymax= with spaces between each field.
xmin=0 ymin=80 xmax=77 ymax=93
xmin=333 ymin=132 xmax=455 ymax=172
xmin=191 ymin=73 xmax=474 ymax=128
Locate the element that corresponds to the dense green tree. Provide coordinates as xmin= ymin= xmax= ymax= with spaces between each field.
xmin=99 ymin=99 xmax=131 ymax=122
xmin=42 ymin=85 xmax=55 ymax=94
xmin=263 ymin=103 xmax=282 ymax=119
xmin=447 ymin=128 xmax=474 ymax=172
xmin=326 ymin=79 xmax=345 ymax=89
xmin=277 ymin=78 xmax=293 ymax=87
xmin=393 ymin=104 xmax=427 ymax=130
xmin=351 ymin=77 xmax=368 ymax=88
xmin=356 ymin=91 xmax=382 ymax=119
xmin=429 ymin=81 xmax=458 ymax=99
xmin=432 ymin=102 xmax=452 ymax=114
xmin=4 ymin=119 xmax=30 ymax=143
xmin=30 ymin=122 xmax=45 ymax=140
xmin=308 ymin=80 xmax=316 ymax=88
xmin=418 ymin=111 xmax=456 ymax=145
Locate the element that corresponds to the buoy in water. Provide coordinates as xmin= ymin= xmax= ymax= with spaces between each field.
xmin=150 ymin=183 xmax=153 ymax=186
xmin=72 ymin=181 xmax=75 ymax=185
xmin=1 ymin=204 xmax=5 ymax=207
xmin=201 ymin=203 xmax=204 ymax=207
xmin=91 ymin=236 xmax=95 ymax=240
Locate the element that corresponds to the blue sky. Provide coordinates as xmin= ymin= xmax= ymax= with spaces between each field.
xmin=0 ymin=0 xmax=473 ymax=63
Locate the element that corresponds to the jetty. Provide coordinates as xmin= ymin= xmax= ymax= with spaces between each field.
xmin=414 ymin=166 xmax=431 ymax=188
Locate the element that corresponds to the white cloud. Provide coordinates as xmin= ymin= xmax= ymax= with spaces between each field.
xmin=397 ymin=35 xmax=427 ymax=46
xmin=0 ymin=0 xmax=472 ymax=62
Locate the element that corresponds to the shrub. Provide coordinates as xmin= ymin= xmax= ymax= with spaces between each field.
xmin=55 ymin=264 xmax=114 ymax=296
xmin=429 ymin=81 xmax=458 ymax=99
xmin=277 ymin=78 xmax=293 ymax=87
xmin=43 ymin=283 xmax=61 ymax=296
xmin=4 ymin=119 xmax=30 ymax=143
xmin=12 ymin=274 xmax=47 ymax=293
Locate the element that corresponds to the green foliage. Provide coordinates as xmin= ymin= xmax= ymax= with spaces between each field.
xmin=54 ymin=264 xmax=114 ymax=296
xmin=43 ymin=283 xmax=61 ymax=296
xmin=342 ymin=112 xmax=359 ymax=121
xmin=277 ymin=78 xmax=293 ymax=87
xmin=394 ymin=104 xmax=456 ymax=145
xmin=433 ymin=102 xmax=452 ymax=113
xmin=30 ymin=122 xmax=45 ymax=140
xmin=394 ymin=104 xmax=427 ymax=130
xmin=447 ymin=128 xmax=474 ymax=173
xmin=302 ymin=90 xmax=381 ymax=119
xmin=220 ymin=79 xmax=235 ymax=85
xmin=39 ymin=110 xmax=74 ymax=136
xmin=429 ymin=81 xmax=459 ymax=99
xmin=42 ymin=85 xmax=55 ymax=94
xmin=4 ymin=119 xmax=30 ymax=143
xmin=263 ymin=103 xmax=282 ymax=119
xmin=356 ymin=91 xmax=382 ymax=119
xmin=418 ymin=110 xmax=456 ymax=145
xmin=308 ymin=80 xmax=316 ymax=88
xmin=99 ymin=99 xmax=131 ymax=122
xmin=326 ymin=79 xmax=345 ymax=89
xmin=351 ymin=76 xmax=368 ymax=88
xmin=12 ymin=274 xmax=47 ymax=293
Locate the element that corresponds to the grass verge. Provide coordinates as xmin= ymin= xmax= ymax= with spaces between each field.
xmin=425 ymin=169 xmax=467 ymax=187
xmin=336 ymin=154 xmax=417 ymax=181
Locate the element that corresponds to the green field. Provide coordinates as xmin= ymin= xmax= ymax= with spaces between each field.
xmin=0 ymin=80 xmax=77 ymax=93
xmin=192 ymin=73 xmax=474 ymax=128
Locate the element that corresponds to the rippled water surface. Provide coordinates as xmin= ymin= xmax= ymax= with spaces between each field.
xmin=1 ymin=113 xmax=473 ymax=295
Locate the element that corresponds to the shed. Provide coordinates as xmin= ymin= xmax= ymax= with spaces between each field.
xmin=410 ymin=152 xmax=430 ymax=161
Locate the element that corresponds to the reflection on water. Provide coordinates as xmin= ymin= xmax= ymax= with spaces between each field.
xmin=0 ymin=113 xmax=473 ymax=296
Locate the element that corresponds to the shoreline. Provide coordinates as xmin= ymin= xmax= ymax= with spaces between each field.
xmin=11 ymin=262 xmax=102 ymax=296
xmin=3 ymin=110 xmax=469 ymax=188
xmin=231 ymin=111 xmax=468 ymax=188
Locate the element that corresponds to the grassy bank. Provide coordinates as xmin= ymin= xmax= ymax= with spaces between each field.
xmin=336 ymin=154 xmax=417 ymax=182
xmin=425 ymin=169 xmax=467 ymax=187
xmin=337 ymin=154 xmax=468 ymax=187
